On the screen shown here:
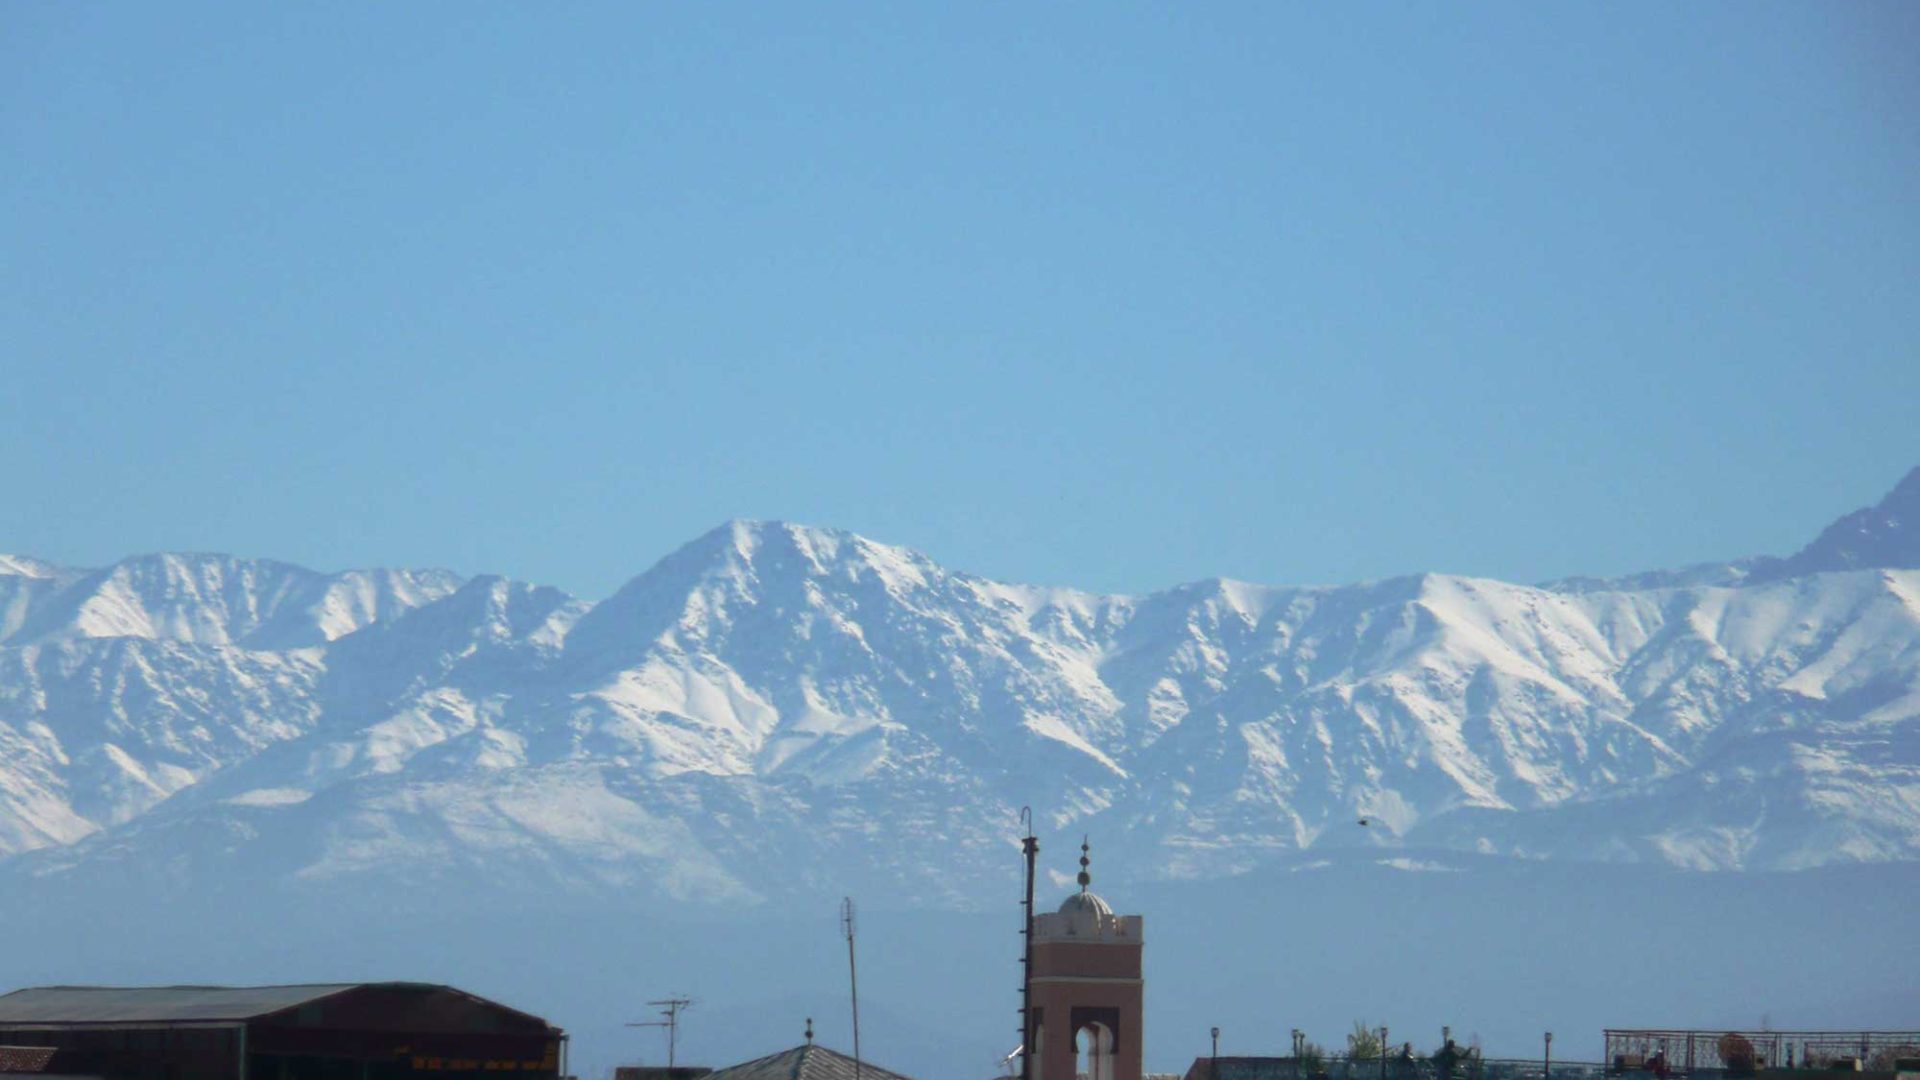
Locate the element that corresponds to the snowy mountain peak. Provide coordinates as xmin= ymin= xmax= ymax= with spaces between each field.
xmin=0 ymin=552 xmax=464 ymax=649
xmin=688 ymin=518 xmax=941 ymax=583
xmin=3 ymin=474 xmax=1919 ymax=907
xmin=598 ymin=519 xmax=917 ymax=599
xmin=0 ymin=554 xmax=67 ymax=580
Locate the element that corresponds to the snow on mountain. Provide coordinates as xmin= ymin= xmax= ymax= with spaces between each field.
xmin=0 ymin=554 xmax=463 ymax=855
xmin=0 ymin=552 xmax=463 ymax=649
xmin=2 ymin=474 xmax=1918 ymax=908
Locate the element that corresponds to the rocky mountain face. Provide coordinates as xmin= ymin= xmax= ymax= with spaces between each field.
xmin=1749 ymin=465 xmax=1920 ymax=582
xmin=2 ymin=470 xmax=1917 ymax=908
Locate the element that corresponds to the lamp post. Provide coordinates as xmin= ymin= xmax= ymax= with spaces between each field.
xmin=1545 ymin=1033 xmax=1553 ymax=1080
xmin=1019 ymin=810 xmax=1039 ymax=1080
xmin=1381 ymin=1027 xmax=1390 ymax=1080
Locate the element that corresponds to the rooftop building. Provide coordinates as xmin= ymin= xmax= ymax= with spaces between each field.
xmin=0 ymin=983 xmax=564 ymax=1080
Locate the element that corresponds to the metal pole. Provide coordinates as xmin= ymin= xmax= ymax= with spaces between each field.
xmin=1545 ymin=1033 xmax=1553 ymax=1080
xmin=1212 ymin=1027 xmax=1221 ymax=1079
xmin=631 ymin=999 xmax=692 ymax=1070
xmin=844 ymin=897 xmax=863 ymax=1080
xmin=1021 ymin=810 xmax=1039 ymax=1080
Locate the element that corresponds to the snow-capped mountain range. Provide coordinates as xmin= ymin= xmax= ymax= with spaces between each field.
xmin=4 ymin=469 xmax=1918 ymax=907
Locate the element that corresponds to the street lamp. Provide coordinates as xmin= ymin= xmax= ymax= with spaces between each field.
xmin=1381 ymin=1027 xmax=1390 ymax=1080
xmin=1545 ymin=1033 xmax=1554 ymax=1080
xmin=1212 ymin=1027 xmax=1221 ymax=1078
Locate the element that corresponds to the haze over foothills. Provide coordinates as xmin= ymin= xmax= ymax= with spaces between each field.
xmin=4 ymin=5 xmax=1918 ymax=1080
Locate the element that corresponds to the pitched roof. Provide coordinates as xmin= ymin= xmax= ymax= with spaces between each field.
xmin=0 ymin=985 xmax=367 ymax=1025
xmin=0 ymin=1046 xmax=60 ymax=1072
xmin=1183 ymin=1058 xmax=1299 ymax=1080
xmin=704 ymin=1044 xmax=913 ymax=1080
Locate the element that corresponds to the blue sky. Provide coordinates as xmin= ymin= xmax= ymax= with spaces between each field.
xmin=4 ymin=3 xmax=1916 ymax=598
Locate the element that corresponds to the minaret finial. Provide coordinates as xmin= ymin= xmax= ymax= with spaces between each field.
xmin=805 ymin=1017 xmax=814 ymax=1045
xmin=1078 ymin=835 xmax=1091 ymax=892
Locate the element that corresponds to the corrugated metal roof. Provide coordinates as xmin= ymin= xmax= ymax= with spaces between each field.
xmin=703 ymin=1044 xmax=913 ymax=1080
xmin=0 ymin=1046 xmax=59 ymax=1072
xmin=0 ymin=985 xmax=369 ymax=1024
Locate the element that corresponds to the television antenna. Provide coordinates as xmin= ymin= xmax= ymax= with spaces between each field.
xmin=842 ymin=897 xmax=863 ymax=1080
xmin=628 ymin=997 xmax=694 ymax=1068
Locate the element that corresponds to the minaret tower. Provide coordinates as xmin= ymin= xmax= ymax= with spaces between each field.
xmin=1028 ymin=839 xmax=1144 ymax=1080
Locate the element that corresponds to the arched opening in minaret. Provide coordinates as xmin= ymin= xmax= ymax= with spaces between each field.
xmin=1074 ymin=1020 xmax=1115 ymax=1080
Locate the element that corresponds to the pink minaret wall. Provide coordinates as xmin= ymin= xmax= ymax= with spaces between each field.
xmin=1029 ymin=842 xmax=1143 ymax=1080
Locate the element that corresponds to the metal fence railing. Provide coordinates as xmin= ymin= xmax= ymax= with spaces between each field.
xmin=1189 ymin=1033 xmax=1920 ymax=1080
xmin=1252 ymin=1054 xmax=1608 ymax=1080
xmin=1602 ymin=1030 xmax=1920 ymax=1074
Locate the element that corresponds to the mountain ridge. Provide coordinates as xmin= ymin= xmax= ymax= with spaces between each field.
xmin=2 ymin=471 xmax=1918 ymax=908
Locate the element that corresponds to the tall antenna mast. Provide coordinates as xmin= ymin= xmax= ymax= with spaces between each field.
xmin=842 ymin=897 xmax=863 ymax=1080
xmin=1019 ymin=807 xmax=1039 ymax=1080
xmin=627 ymin=998 xmax=694 ymax=1068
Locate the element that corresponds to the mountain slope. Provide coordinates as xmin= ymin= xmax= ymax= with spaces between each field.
xmin=2 ymin=473 xmax=1918 ymax=906
xmin=1749 ymin=465 xmax=1920 ymax=582
xmin=0 ymin=555 xmax=463 ymax=855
